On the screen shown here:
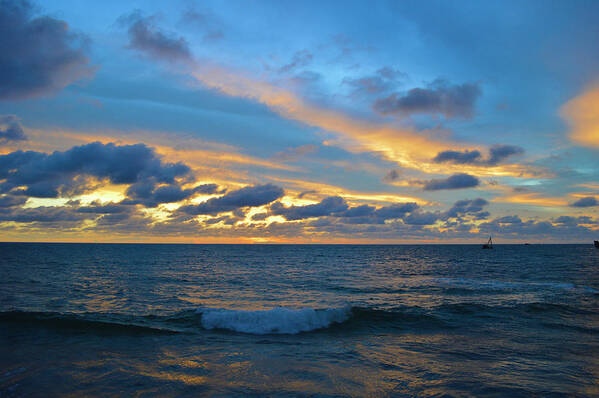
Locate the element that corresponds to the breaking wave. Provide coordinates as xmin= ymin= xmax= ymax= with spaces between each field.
xmin=197 ymin=306 xmax=352 ymax=334
xmin=2 ymin=301 xmax=595 ymax=336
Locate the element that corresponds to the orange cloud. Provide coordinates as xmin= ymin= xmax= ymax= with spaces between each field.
xmin=190 ymin=64 xmax=535 ymax=178
xmin=494 ymin=192 xmax=568 ymax=208
xmin=561 ymin=83 xmax=599 ymax=149
xmin=267 ymin=176 xmax=431 ymax=206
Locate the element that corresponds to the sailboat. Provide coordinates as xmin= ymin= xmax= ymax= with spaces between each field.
xmin=594 ymin=240 xmax=599 ymax=248
xmin=482 ymin=236 xmax=493 ymax=249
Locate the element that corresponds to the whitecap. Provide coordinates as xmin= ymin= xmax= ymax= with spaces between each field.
xmin=197 ymin=306 xmax=351 ymax=334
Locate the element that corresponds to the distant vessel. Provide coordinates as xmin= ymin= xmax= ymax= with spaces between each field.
xmin=524 ymin=243 xmax=531 ymax=245
xmin=594 ymin=240 xmax=599 ymax=248
xmin=482 ymin=236 xmax=493 ymax=249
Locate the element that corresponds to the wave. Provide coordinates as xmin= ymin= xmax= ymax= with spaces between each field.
xmin=431 ymin=278 xmax=599 ymax=294
xmin=1 ymin=301 xmax=595 ymax=336
xmin=196 ymin=306 xmax=352 ymax=334
xmin=436 ymin=301 xmax=595 ymax=317
xmin=0 ymin=311 xmax=179 ymax=335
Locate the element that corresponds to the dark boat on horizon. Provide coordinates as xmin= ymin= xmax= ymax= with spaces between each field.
xmin=594 ymin=240 xmax=599 ymax=248
xmin=482 ymin=236 xmax=493 ymax=249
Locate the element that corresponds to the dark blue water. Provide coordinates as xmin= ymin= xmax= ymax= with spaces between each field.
xmin=1 ymin=243 xmax=598 ymax=396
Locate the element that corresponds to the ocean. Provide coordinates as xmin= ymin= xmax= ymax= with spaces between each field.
xmin=1 ymin=243 xmax=598 ymax=397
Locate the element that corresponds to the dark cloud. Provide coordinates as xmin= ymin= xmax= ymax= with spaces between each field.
xmin=477 ymin=215 xmax=598 ymax=240
xmin=0 ymin=0 xmax=95 ymax=100
xmin=194 ymin=183 xmax=221 ymax=194
xmin=494 ymin=215 xmax=522 ymax=224
xmin=554 ymin=216 xmax=597 ymax=226
xmin=433 ymin=149 xmax=481 ymax=164
xmin=487 ymin=145 xmax=525 ymax=165
xmin=329 ymin=202 xmax=420 ymax=225
xmin=0 ymin=142 xmax=190 ymax=198
xmin=337 ymin=204 xmax=375 ymax=218
xmin=382 ymin=169 xmax=401 ymax=183
xmin=373 ymin=79 xmax=481 ymax=118
xmin=445 ymin=198 xmax=489 ymax=218
xmin=270 ymin=196 xmax=348 ymax=220
xmin=251 ymin=212 xmax=268 ymax=221
xmin=180 ymin=184 xmax=284 ymax=215
xmin=122 ymin=11 xmax=193 ymax=63
xmin=343 ymin=67 xmax=406 ymax=96
xmin=0 ymin=194 xmax=27 ymax=208
xmin=422 ymin=173 xmax=480 ymax=191
xmin=570 ymin=196 xmax=598 ymax=207
xmin=0 ymin=206 xmax=88 ymax=223
xmin=433 ymin=145 xmax=524 ymax=166
xmin=279 ymin=50 xmax=313 ymax=73
xmin=125 ymin=183 xmax=220 ymax=208
xmin=204 ymin=215 xmax=238 ymax=226
xmin=0 ymin=115 xmax=27 ymax=143
xmin=373 ymin=203 xmax=419 ymax=220
xmin=76 ymin=202 xmax=132 ymax=214
xmin=297 ymin=190 xmax=318 ymax=199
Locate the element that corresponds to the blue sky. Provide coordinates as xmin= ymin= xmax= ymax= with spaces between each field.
xmin=0 ymin=0 xmax=598 ymax=242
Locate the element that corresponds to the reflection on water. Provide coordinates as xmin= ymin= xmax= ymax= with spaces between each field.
xmin=1 ymin=243 xmax=598 ymax=396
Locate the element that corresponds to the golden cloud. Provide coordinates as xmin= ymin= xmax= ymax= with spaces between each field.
xmin=561 ymin=83 xmax=599 ymax=149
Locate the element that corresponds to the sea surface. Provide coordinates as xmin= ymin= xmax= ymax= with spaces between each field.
xmin=1 ymin=243 xmax=598 ymax=397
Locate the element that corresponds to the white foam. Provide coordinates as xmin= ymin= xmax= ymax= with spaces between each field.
xmin=197 ymin=306 xmax=351 ymax=334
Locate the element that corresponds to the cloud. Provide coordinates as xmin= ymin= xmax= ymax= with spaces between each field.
xmin=403 ymin=211 xmax=439 ymax=225
xmin=251 ymin=212 xmax=268 ymax=221
xmin=76 ymin=202 xmax=132 ymax=214
xmin=382 ymin=169 xmax=401 ymax=183
xmin=0 ymin=142 xmax=190 ymax=198
xmin=372 ymin=203 xmax=419 ymax=219
xmin=561 ymin=83 xmax=599 ymax=149
xmin=273 ymin=144 xmax=317 ymax=162
xmin=337 ymin=204 xmax=375 ymax=218
xmin=297 ymin=190 xmax=318 ymax=199
xmin=270 ymin=196 xmax=348 ymax=220
xmin=179 ymin=184 xmax=284 ymax=215
xmin=422 ymin=173 xmax=480 ymax=190
xmin=373 ymin=79 xmax=481 ymax=118
xmin=0 ymin=115 xmax=27 ymax=143
xmin=445 ymin=198 xmax=489 ymax=218
xmin=433 ymin=144 xmax=524 ymax=166
xmin=0 ymin=206 xmax=88 ymax=223
xmin=122 ymin=11 xmax=193 ymax=63
xmin=0 ymin=194 xmax=27 ymax=208
xmin=0 ymin=0 xmax=95 ymax=100
xmin=477 ymin=215 xmax=598 ymax=240
xmin=116 ymin=14 xmax=537 ymax=181
xmin=487 ymin=145 xmax=524 ymax=165
xmin=433 ymin=149 xmax=481 ymax=164
xmin=343 ymin=67 xmax=406 ymax=96
xmin=279 ymin=50 xmax=313 ymax=73
xmin=180 ymin=7 xmax=224 ymax=42
xmin=570 ymin=196 xmax=598 ymax=207
xmin=125 ymin=182 xmax=221 ymax=207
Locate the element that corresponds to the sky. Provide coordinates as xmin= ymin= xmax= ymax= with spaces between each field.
xmin=0 ymin=0 xmax=598 ymax=243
